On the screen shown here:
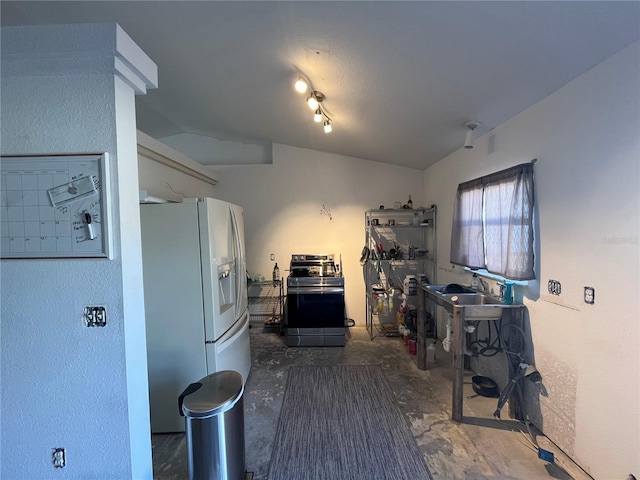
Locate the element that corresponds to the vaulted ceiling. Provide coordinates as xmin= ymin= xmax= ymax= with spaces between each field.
xmin=2 ymin=1 xmax=639 ymax=169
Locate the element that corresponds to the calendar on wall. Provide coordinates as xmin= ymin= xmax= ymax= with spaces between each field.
xmin=1 ymin=153 xmax=112 ymax=259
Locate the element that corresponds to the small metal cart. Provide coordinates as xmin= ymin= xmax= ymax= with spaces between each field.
xmin=248 ymin=280 xmax=284 ymax=333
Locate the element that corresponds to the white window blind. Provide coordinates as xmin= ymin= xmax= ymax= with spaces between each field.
xmin=450 ymin=162 xmax=535 ymax=280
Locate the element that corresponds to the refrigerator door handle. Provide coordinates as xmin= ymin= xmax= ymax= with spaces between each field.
xmin=230 ymin=207 xmax=246 ymax=318
xmin=205 ymin=309 xmax=248 ymax=345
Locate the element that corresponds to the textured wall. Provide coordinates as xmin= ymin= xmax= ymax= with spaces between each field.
xmin=423 ymin=41 xmax=640 ymax=479
xmin=1 ymin=24 xmax=155 ymax=479
xmin=210 ymin=144 xmax=426 ymax=324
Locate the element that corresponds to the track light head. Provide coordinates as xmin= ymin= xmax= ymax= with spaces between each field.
xmin=294 ymin=77 xmax=309 ymax=94
xmin=307 ymin=91 xmax=325 ymax=111
xmin=307 ymin=95 xmax=319 ymax=111
xmin=323 ymin=119 xmax=332 ymax=133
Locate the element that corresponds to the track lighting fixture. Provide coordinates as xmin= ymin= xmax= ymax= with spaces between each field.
xmin=464 ymin=121 xmax=480 ymax=149
xmin=293 ymin=72 xmax=334 ymax=133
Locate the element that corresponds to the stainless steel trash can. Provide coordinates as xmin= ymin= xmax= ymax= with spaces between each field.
xmin=179 ymin=370 xmax=245 ymax=480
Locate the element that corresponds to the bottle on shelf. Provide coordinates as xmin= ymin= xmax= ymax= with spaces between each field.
xmin=403 ymin=275 xmax=417 ymax=296
xmin=273 ymin=262 xmax=280 ymax=284
xmin=407 ymin=194 xmax=413 ymax=209
xmin=426 ymin=342 xmax=437 ymax=363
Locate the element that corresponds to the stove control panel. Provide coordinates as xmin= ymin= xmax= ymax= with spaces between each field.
xmin=291 ymin=254 xmax=334 ymax=263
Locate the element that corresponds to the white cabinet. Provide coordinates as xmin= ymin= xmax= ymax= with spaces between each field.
xmin=363 ymin=206 xmax=436 ymax=339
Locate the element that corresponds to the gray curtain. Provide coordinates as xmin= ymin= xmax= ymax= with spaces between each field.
xmin=450 ymin=180 xmax=485 ymax=269
xmin=450 ymin=163 xmax=535 ymax=280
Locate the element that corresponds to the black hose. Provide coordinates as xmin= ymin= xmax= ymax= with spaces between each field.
xmin=494 ymin=322 xmax=531 ymax=425
xmin=499 ymin=322 xmax=527 ymax=360
xmin=469 ymin=319 xmax=502 ymax=357
xmin=515 ymin=375 xmax=539 ymax=449
xmin=425 ymin=302 xmax=437 ymax=340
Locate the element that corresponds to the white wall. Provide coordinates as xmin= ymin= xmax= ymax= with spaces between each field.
xmin=137 ymin=131 xmax=219 ymax=201
xmin=161 ymin=132 xmax=272 ymax=165
xmin=209 ymin=143 xmax=424 ymax=324
xmin=424 ymin=41 xmax=640 ymax=479
xmin=1 ymin=24 xmax=157 ymax=479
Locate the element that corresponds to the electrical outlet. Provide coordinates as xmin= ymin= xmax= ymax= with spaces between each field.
xmin=547 ymin=280 xmax=561 ymax=296
xmin=85 ymin=306 xmax=106 ymax=327
xmin=52 ymin=448 xmax=65 ymax=468
xmin=584 ymin=286 xmax=595 ymax=304
xmin=270 ymin=253 xmax=275 ymax=261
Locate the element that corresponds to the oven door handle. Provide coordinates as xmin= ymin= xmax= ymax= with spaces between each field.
xmin=287 ymin=286 xmax=344 ymax=294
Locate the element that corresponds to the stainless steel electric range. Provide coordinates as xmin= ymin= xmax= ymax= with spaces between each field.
xmin=285 ymin=254 xmax=345 ymax=347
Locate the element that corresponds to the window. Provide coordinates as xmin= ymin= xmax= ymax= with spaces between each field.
xmin=450 ymin=162 xmax=535 ymax=280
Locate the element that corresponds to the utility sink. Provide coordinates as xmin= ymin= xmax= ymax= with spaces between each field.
xmin=420 ymin=283 xmax=517 ymax=320
xmin=440 ymin=293 xmax=504 ymax=320
xmin=440 ymin=293 xmax=503 ymax=305
xmin=422 ymin=284 xmax=475 ymax=308
xmin=423 ymin=284 xmax=474 ymax=294
xmin=417 ymin=282 xmax=527 ymax=423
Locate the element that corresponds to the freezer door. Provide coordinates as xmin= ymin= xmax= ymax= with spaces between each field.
xmin=205 ymin=310 xmax=251 ymax=385
xmin=140 ymin=202 xmax=208 ymax=434
xmin=230 ymin=204 xmax=249 ymax=317
xmin=198 ymin=198 xmax=237 ymax=341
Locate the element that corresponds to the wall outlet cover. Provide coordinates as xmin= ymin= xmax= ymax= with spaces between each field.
xmin=584 ymin=286 xmax=595 ymax=304
xmin=547 ymin=279 xmax=561 ymax=296
xmin=52 ymin=448 xmax=65 ymax=468
xmin=84 ymin=306 xmax=107 ymax=327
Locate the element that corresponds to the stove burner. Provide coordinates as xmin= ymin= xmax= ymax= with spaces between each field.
xmin=290 ymin=268 xmax=312 ymax=277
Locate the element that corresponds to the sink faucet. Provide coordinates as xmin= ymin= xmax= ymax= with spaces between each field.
xmin=477 ymin=276 xmax=489 ymax=293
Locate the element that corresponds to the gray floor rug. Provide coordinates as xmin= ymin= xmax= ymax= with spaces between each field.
xmin=267 ymin=364 xmax=433 ymax=480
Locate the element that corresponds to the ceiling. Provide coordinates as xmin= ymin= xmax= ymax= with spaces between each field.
xmin=2 ymin=1 xmax=639 ymax=169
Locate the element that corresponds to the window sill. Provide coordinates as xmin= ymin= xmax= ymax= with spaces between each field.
xmin=463 ymin=267 xmax=529 ymax=286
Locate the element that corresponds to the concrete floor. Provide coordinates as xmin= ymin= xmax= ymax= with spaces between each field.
xmin=152 ymin=324 xmax=593 ymax=480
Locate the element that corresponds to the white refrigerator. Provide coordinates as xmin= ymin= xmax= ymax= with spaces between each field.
xmin=140 ymin=197 xmax=251 ymax=433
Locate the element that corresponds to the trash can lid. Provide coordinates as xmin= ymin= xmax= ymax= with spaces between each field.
xmin=181 ymin=370 xmax=244 ymax=419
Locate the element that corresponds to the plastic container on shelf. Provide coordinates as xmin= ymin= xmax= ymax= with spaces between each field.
xmin=403 ymin=275 xmax=417 ymax=296
xmin=409 ymin=336 xmax=417 ymax=355
xmin=426 ymin=342 xmax=437 ymax=363
xmin=372 ymin=284 xmax=385 ymax=303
